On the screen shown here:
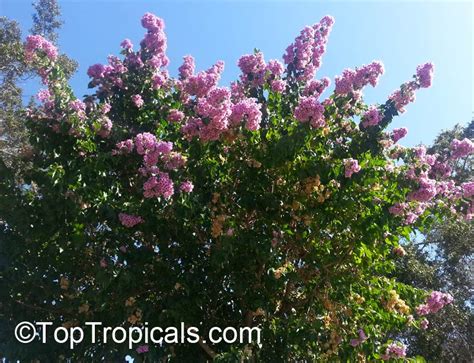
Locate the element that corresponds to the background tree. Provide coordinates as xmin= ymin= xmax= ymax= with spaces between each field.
xmin=0 ymin=0 xmax=76 ymax=171
xmin=396 ymin=120 xmax=473 ymax=362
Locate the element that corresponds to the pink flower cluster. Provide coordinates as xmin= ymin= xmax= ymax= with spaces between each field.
xmin=113 ymin=132 xmax=188 ymax=199
xmin=143 ymin=172 xmax=174 ymax=199
xmin=25 ymin=35 xmax=58 ymax=62
xmin=180 ymin=180 xmax=194 ymax=193
xmin=167 ymin=109 xmax=185 ymax=122
xmin=180 ymin=59 xmax=224 ymax=98
xmin=344 ymin=158 xmax=361 ymax=178
xmin=178 ymin=55 xmax=195 ymax=80
xmin=118 ymin=213 xmax=144 ymax=228
xmin=388 ymin=62 xmax=434 ymax=114
xmin=381 ymin=342 xmax=407 ymax=360
xmin=450 ymin=138 xmax=474 ymax=159
xmin=408 ymin=176 xmax=437 ymax=203
xmin=350 ymin=329 xmax=367 ymax=347
xmin=112 ymin=139 xmax=134 ymax=155
xmin=462 ymin=181 xmax=474 ymax=198
xmin=416 ymin=291 xmax=454 ymax=315
xmin=388 ymin=81 xmax=418 ymax=113
xmin=334 ymin=61 xmax=384 ymax=95
xmin=391 ymin=127 xmax=408 ymax=143
xmin=192 ymin=87 xmax=232 ymax=141
xmin=238 ymin=52 xmax=266 ymax=86
xmin=132 ymin=94 xmax=144 ymax=108
xmin=236 ymin=52 xmax=287 ymax=92
xmin=303 ymin=77 xmax=331 ymax=97
xmin=294 ymin=96 xmax=325 ymax=128
xmin=416 ymin=62 xmax=435 ymax=88
xmin=230 ymin=98 xmax=263 ymax=131
xmin=97 ymin=117 xmax=113 ymax=138
xmin=69 ymin=99 xmax=86 ymax=120
xmin=361 ymin=106 xmax=382 ymax=128
xmin=283 ymin=15 xmax=335 ymax=81
xmin=140 ymin=13 xmax=169 ymax=69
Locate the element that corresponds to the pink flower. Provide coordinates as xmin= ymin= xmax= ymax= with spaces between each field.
xmin=97 ymin=117 xmax=112 ymax=138
xmin=450 ymin=138 xmax=474 ymax=159
xmin=120 ymin=38 xmax=133 ymax=50
xmin=230 ymin=98 xmax=262 ymax=131
xmin=416 ymin=62 xmax=434 ymax=88
xmin=344 ymin=158 xmax=361 ymax=178
xmin=194 ymin=87 xmax=232 ymax=140
xmin=461 ymin=181 xmax=474 ymax=198
xmin=294 ymin=96 xmax=325 ymax=128
xmin=416 ymin=291 xmax=454 ymax=315
xmin=182 ymin=61 xmax=224 ymax=98
xmin=87 ymin=63 xmax=106 ymax=79
xmin=388 ymin=80 xmax=418 ymax=113
xmin=266 ymin=59 xmax=284 ymax=77
xmin=180 ymin=181 xmax=194 ymax=193
xmin=167 ymin=109 xmax=185 ymax=123
xmin=420 ymin=318 xmax=429 ymax=330
xmin=361 ymin=106 xmax=382 ymax=128
xmin=271 ymin=80 xmax=286 ymax=93
xmin=36 ymin=89 xmax=51 ymax=102
xmin=136 ymin=344 xmax=149 ymax=354
xmin=335 ymin=61 xmax=384 ymax=95
xmin=143 ymin=172 xmax=174 ymax=199
xmin=118 ymin=213 xmax=144 ymax=228
xmin=152 ymin=72 xmax=167 ymax=89
xmin=381 ymin=342 xmax=407 ymax=360
xmin=408 ymin=176 xmax=437 ymax=203
xmin=25 ymin=34 xmax=58 ymax=62
xmin=391 ymin=127 xmax=408 ymax=143
xmin=389 ymin=202 xmax=406 ymax=216
xmin=238 ymin=52 xmax=266 ymax=86
xmin=179 ymin=55 xmax=195 ymax=80
xmin=132 ymin=94 xmax=144 ymax=108
xmin=283 ymin=16 xmax=334 ymax=81
xmin=303 ymin=77 xmax=330 ymax=97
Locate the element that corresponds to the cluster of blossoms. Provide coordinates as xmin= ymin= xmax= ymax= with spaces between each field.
xmin=388 ymin=62 xmax=434 ymax=113
xmin=179 ymin=57 xmax=224 ymax=98
xmin=294 ymin=96 xmax=325 ymax=128
xmin=112 ymin=132 xmax=189 ymax=200
xmin=230 ymin=98 xmax=263 ymax=131
xmin=391 ymin=127 xmax=408 ymax=143
xmin=416 ymin=291 xmax=454 ymax=315
xmin=360 ymin=106 xmax=382 ymax=128
xmin=450 ymin=138 xmax=474 ymax=159
xmin=25 ymin=35 xmax=58 ymax=62
xmin=334 ymin=61 xmax=384 ymax=97
xmin=236 ymin=52 xmax=286 ymax=92
xmin=283 ymin=15 xmax=335 ymax=81
xmin=388 ymin=135 xmax=474 ymax=223
xmin=344 ymin=158 xmax=361 ymax=178
xmin=381 ymin=342 xmax=407 ymax=360
xmin=86 ymin=13 xmax=170 ymax=96
xmin=118 ymin=213 xmax=144 ymax=228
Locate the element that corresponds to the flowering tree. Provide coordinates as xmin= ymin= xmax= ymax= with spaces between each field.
xmin=1 ymin=12 xmax=473 ymax=362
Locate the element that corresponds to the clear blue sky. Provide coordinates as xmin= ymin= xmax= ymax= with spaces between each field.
xmin=2 ymin=0 xmax=473 ymax=147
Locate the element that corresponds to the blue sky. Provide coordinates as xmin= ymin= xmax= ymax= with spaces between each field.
xmin=2 ymin=0 xmax=473 ymax=147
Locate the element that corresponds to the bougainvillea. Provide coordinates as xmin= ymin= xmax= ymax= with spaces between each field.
xmin=0 ymin=12 xmax=472 ymax=362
